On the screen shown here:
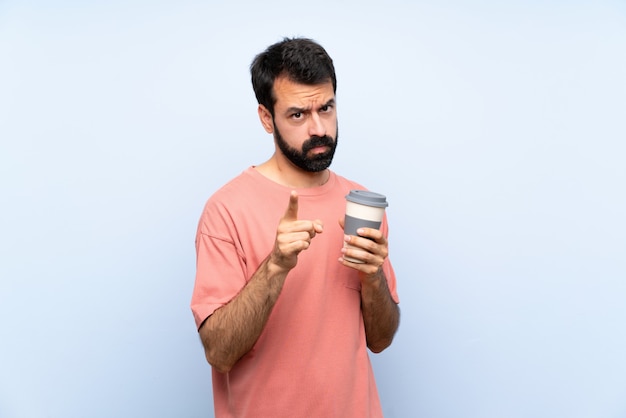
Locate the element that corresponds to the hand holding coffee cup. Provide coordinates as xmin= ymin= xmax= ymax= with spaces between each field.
xmin=343 ymin=190 xmax=388 ymax=263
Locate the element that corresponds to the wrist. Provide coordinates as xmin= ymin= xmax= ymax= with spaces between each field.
xmin=360 ymin=267 xmax=385 ymax=286
xmin=264 ymin=255 xmax=292 ymax=279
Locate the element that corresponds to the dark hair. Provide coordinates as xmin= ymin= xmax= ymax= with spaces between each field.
xmin=250 ymin=37 xmax=337 ymax=116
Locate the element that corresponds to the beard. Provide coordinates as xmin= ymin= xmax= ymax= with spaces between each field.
xmin=274 ymin=124 xmax=338 ymax=172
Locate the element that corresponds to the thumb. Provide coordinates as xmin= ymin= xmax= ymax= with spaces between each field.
xmin=283 ymin=190 xmax=299 ymax=221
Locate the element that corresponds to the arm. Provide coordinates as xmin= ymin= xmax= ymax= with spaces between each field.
xmin=199 ymin=191 xmax=323 ymax=373
xmin=359 ymin=267 xmax=400 ymax=352
xmin=340 ymin=228 xmax=400 ymax=352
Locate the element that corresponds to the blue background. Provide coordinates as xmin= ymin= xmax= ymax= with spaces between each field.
xmin=1 ymin=1 xmax=625 ymax=417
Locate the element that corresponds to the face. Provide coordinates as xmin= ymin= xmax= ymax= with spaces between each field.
xmin=259 ymin=77 xmax=338 ymax=172
xmin=273 ymin=123 xmax=338 ymax=172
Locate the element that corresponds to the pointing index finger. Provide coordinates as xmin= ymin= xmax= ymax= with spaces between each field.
xmin=283 ymin=190 xmax=299 ymax=221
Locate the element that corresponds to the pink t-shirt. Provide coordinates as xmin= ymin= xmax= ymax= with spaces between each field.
xmin=191 ymin=167 xmax=399 ymax=418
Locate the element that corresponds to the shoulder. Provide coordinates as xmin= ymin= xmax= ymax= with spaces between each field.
xmin=204 ymin=167 xmax=267 ymax=208
xmin=197 ymin=168 xmax=257 ymax=230
xmin=198 ymin=167 xmax=288 ymax=231
xmin=330 ymin=171 xmax=368 ymax=192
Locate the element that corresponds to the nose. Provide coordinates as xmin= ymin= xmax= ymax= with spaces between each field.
xmin=308 ymin=112 xmax=326 ymax=137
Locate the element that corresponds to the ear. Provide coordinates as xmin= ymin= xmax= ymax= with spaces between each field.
xmin=258 ymin=105 xmax=274 ymax=134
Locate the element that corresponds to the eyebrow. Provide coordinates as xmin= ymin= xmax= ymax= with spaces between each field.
xmin=286 ymin=98 xmax=336 ymax=115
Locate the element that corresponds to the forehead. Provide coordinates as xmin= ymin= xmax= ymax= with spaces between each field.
xmin=273 ymin=76 xmax=335 ymax=109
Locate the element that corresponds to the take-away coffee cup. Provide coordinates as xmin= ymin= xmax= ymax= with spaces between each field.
xmin=343 ymin=190 xmax=388 ymax=263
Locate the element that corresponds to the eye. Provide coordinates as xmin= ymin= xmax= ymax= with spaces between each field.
xmin=291 ymin=112 xmax=303 ymax=119
xmin=320 ymin=104 xmax=334 ymax=113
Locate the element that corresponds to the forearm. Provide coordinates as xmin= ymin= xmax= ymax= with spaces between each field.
xmin=199 ymin=257 xmax=288 ymax=373
xmin=360 ymin=268 xmax=400 ymax=353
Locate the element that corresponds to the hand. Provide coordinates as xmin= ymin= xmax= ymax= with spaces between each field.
xmin=270 ymin=191 xmax=324 ymax=271
xmin=338 ymin=218 xmax=389 ymax=277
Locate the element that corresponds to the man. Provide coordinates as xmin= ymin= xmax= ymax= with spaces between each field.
xmin=191 ymin=37 xmax=400 ymax=418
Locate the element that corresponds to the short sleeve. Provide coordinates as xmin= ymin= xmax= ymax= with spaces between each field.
xmin=190 ymin=230 xmax=248 ymax=330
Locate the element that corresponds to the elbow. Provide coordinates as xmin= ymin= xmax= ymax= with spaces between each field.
xmin=367 ymin=336 xmax=394 ymax=353
xmin=210 ymin=361 xmax=234 ymax=374
xmin=199 ymin=321 xmax=236 ymax=374
xmin=367 ymin=310 xmax=400 ymax=353
xmin=204 ymin=348 xmax=236 ymax=374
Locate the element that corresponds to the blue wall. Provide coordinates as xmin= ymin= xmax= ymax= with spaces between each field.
xmin=1 ymin=1 xmax=625 ymax=417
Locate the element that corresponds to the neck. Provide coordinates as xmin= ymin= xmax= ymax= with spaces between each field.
xmin=255 ymin=157 xmax=330 ymax=188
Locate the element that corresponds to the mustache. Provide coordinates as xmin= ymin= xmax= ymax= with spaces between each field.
xmin=302 ymin=135 xmax=335 ymax=153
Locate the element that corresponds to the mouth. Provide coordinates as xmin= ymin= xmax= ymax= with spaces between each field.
xmin=309 ymin=145 xmax=329 ymax=154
